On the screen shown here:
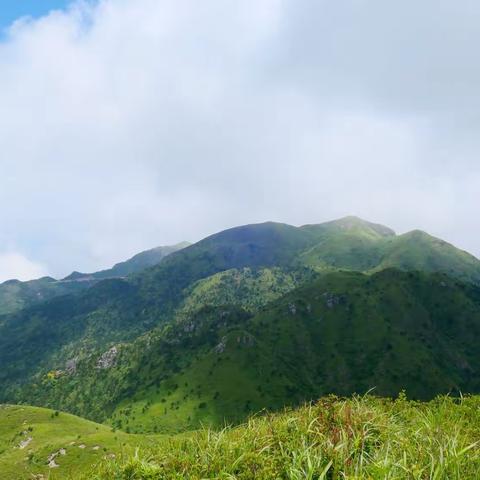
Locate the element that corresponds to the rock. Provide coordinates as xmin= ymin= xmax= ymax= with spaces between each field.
xmin=66 ymin=357 xmax=78 ymax=375
xmin=79 ymin=444 xmax=86 ymax=449
xmin=183 ymin=322 xmax=195 ymax=333
xmin=92 ymin=445 xmax=100 ymax=450
xmin=322 ymin=292 xmax=345 ymax=309
xmin=47 ymin=449 xmax=66 ymax=463
xmin=96 ymin=347 xmax=118 ymax=369
xmin=214 ymin=336 xmax=228 ymax=354
xmin=19 ymin=437 xmax=32 ymax=449
xmin=48 ymin=459 xmax=59 ymax=468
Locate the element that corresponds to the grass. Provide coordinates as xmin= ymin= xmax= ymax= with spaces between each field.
xmin=3 ymin=395 xmax=480 ymax=478
xmin=88 ymin=394 xmax=480 ymax=479
xmin=0 ymin=405 xmax=162 ymax=479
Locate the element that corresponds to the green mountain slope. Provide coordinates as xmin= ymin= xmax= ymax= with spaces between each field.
xmin=0 ymin=277 xmax=87 ymax=316
xmin=13 ymin=268 xmax=480 ymax=433
xmin=372 ymin=230 xmax=480 ymax=282
xmin=0 ymin=242 xmax=189 ymax=317
xmin=103 ymin=269 xmax=480 ymax=433
xmin=298 ymin=217 xmax=480 ymax=283
xmin=0 ymin=404 xmax=159 ymax=480
xmin=1 ymin=217 xmax=480 ymax=431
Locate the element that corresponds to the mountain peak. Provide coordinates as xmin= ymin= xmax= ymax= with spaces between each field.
xmin=302 ymin=216 xmax=396 ymax=239
xmin=331 ymin=216 xmax=395 ymax=234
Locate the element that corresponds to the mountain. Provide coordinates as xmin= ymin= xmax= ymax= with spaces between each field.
xmin=13 ymin=268 xmax=480 ymax=432
xmin=0 ymin=242 xmax=189 ymax=315
xmin=62 ymin=242 xmax=190 ymax=281
xmin=298 ymin=216 xmax=480 ymax=283
xmin=372 ymin=230 xmax=480 ymax=283
xmin=0 ymin=277 xmax=87 ymax=316
xmin=1 ymin=216 xmax=480 ymax=432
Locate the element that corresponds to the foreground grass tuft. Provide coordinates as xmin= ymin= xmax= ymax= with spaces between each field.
xmin=87 ymin=394 xmax=480 ymax=479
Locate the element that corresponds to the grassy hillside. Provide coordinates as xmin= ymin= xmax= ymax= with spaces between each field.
xmin=0 ymin=405 xmax=160 ymax=480
xmin=299 ymin=217 xmax=480 ymax=283
xmin=372 ymin=230 xmax=480 ymax=283
xmin=88 ymin=395 xmax=480 ymax=479
xmin=2 ymin=217 xmax=480 ymax=477
xmin=2 ymin=217 xmax=480 ymax=430
xmin=15 ymin=268 xmax=480 ymax=434
xmin=3 ymin=396 xmax=480 ymax=479
xmin=102 ymin=269 xmax=480 ymax=434
xmin=179 ymin=266 xmax=317 ymax=315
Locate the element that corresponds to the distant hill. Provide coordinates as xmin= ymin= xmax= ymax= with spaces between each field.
xmin=14 ymin=268 xmax=480 ymax=432
xmin=1 ymin=216 xmax=480 ymax=432
xmin=0 ymin=277 xmax=86 ymax=316
xmin=62 ymin=242 xmax=191 ymax=282
xmin=0 ymin=242 xmax=189 ymax=315
xmin=298 ymin=216 xmax=480 ymax=283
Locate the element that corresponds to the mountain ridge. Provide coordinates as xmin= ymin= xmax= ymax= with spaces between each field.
xmin=2 ymin=216 xmax=480 ymax=434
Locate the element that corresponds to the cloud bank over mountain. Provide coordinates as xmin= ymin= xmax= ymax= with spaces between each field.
xmin=1 ymin=0 xmax=479 ymax=279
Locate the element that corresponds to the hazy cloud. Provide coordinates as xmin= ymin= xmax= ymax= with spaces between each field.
xmin=0 ymin=252 xmax=48 ymax=282
xmin=0 ymin=0 xmax=479 ymax=280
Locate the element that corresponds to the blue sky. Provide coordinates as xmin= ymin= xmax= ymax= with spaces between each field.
xmin=0 ymin=1 xmax=69 ymax=29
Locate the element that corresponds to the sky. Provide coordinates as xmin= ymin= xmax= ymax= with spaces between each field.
xmin=0 ymin=1 xmax=67 ymax=30
xmin=0 ymin=0 xmax=480 ymax=282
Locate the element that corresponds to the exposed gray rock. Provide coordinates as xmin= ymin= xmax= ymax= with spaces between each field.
xmin=214 ymin=336 xmax=228 ymax=354
xmin=66 ymin=357 xmax=78 ymax=375
xmin=322 ymin=292 xmax=345 ymax=309
xmin=18 ymin=436 xmax=32 ymax=449
xmin=96 ymin=347 xmax=118 ymax=370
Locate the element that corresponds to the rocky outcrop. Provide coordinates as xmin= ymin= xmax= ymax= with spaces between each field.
xmin=96 ymin=347 xmax=118 ymax=369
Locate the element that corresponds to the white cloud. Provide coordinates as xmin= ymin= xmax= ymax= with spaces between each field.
xmin=0 ymin=252 xmax=49 ymax=283
xmin=0 ymin=0 xmax=479 ymax=280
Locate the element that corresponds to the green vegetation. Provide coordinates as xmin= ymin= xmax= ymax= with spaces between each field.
xmin=299 ymin=218 xmax=480 ymax=283
xmin=180 ymin=266 xmax=317 ymax=314
xmin=2 ymin=216 xmax=480 ymax=476
xmin=12 ymin=268 xmax=480 ymax=435
xmin=93 ymin=395 xmax=480 ymax=479
xmin=3 ymin=396 xmax=480 ymax=479
xmin=2 ymin=217 xmax=480 ymax=430
xmin=0 ymin=242 xmax=188 ymax=317
xmin=0 ymin=404 xmax=160 ymax=479
xmin=0 ymin=277 xmax=87 ymax=316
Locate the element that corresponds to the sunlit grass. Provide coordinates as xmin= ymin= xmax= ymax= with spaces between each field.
xmin=87 ymin=394 xmax=480 ymax=479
